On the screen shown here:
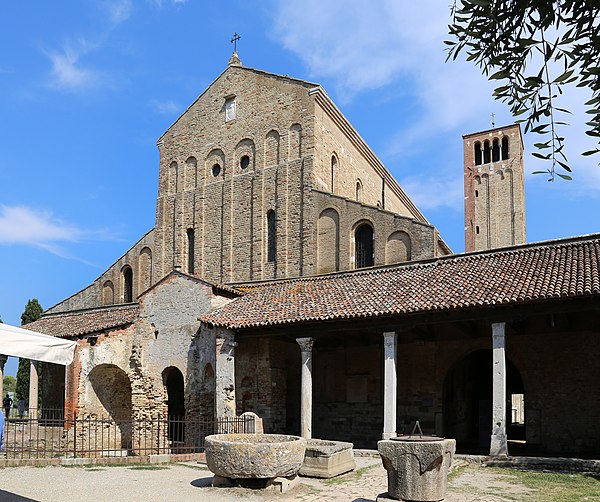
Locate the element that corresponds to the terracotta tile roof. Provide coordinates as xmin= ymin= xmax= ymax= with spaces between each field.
xmin=26 ymin=304 xmax=139 ymax=338
xmin=205 ymin=235 xmax=600 ymax=329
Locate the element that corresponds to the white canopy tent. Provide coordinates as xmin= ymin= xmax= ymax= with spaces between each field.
xmin=0 ymin=323 xmax=76 ymax=366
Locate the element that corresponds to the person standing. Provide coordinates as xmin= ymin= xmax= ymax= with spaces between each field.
xmin=3 ymin=394 xmax=12 ymax=419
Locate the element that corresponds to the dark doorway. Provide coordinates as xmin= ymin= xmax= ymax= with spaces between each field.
xmin=443 ymin=349 xmax=525 ymax=453
xmin=163 ymin=367 xmax=185 ymax=444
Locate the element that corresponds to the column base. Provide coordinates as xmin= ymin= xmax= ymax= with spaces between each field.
xmin=381 ymin=432 xmax=396 ymax=440
xmin=490 ymin=433 xmax=508 ymax=457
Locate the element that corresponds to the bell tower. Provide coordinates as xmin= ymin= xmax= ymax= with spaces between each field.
xmin=463 ymin=123 xmax=526 ymax=252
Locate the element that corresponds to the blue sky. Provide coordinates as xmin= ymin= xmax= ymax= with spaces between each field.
xmin=1 ymin=1 xmax=599 ymax=377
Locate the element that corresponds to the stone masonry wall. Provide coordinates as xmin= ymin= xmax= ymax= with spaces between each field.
xmin=154 ymin=66 xmax=316 ymax=285
xmin=312 ymin=100 xmax=413 ymax=218
xmin=66 ymin=274 xmax=232 ymax=449
xmin=235 ymin=337 xmax=289 ymax=433
xmin=48 ymin=65 xmax=444 ymax=315
xmin=310 ymin=190 xmax=439 ymax=274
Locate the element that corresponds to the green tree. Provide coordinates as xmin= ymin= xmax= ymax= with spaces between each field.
xmin=21 ymin=299 xmax=43 ymax=325
xmin=16 ymin=299 xmax=44 ymax=402
xmin=3 ymin=375 xmax=16 ymax=395
xmin=447 ymin=0 xmax=600 ymax=181
xmin=15 ymin=358 xmax=30 ymax=401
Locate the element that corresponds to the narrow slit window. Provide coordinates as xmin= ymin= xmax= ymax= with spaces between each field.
xmin=123 ymin=266 xmax=133 ymax=303
xmin=187 ymin=228 xmax=195 ymax=275
xmin=267 ymin=210 xmax=276 ymax=263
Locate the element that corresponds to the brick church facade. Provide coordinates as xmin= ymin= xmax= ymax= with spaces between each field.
xmin=25 ymin=54 xmax=600 ymax=457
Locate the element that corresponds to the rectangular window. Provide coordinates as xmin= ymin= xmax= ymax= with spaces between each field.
xmin=225 ymin=98 xmax=236 ymax=122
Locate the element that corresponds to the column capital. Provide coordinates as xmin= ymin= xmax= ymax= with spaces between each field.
xmin=296 ymin=337 xmax=314 ymax=353
xmin=491 ymin=322 xmax=506 ymax=336
xmin=383 ymin=331 xmax=397 ymax=349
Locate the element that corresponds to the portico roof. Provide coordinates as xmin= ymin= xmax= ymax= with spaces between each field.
xmin=203 ymin=234 xmax=600 ymax=330
xmin=26 ymin=304 xmax=139 ymax=338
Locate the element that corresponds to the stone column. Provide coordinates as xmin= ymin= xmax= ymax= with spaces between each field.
xmin=490 ymin=322 xmax=508 ymax=456
xmin=296 ymin=337 xmax=314 ymax=439
xmin=0 ymin=355 xmax=7 ymax=404
xmin=382 ymin=331 xmax=398 ymax=440
xmin=215 ymin=329 xmax=237 ymax=420
xmin=29 ymin=360 xmax=39 ymax=420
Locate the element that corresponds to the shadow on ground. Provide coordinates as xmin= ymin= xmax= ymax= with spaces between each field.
xmin=0 ymin=490 xmax=39 ymax=502
xmin=190 ymin=477 xmax=214 ymax=488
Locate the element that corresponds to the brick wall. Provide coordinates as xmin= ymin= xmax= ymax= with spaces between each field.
xmin=463 ymin=124 xmax=526 ymax=252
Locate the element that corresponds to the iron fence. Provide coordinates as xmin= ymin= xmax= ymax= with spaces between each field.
xmin=2 ymin=408 xmax=255 ymax=460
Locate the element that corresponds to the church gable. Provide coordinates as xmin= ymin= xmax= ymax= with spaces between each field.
xmin=156 ymin=65 xmax=318 ymax=195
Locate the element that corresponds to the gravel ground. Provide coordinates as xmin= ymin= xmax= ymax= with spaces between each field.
xmin=0 ymin=457 xmax=536 ymax=502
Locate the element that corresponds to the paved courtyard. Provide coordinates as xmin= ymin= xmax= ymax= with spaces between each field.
xmin=0 ymin=455 xmax=560 ymax=502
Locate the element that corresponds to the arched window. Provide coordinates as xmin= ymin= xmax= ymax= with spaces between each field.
xmin=169 ymin=161 xmax=178 ymax=194
xmin=501 ymin=136 xmax=509 ymax=160
xmin=267 ymin=210 xmax=276 ymax=263
xmin=492 ymin=138 xmax=500 ymax=162
xmin=317 ymin=209 xmax=340 ymax=274
xmin=185 ymin=157 xmax=197 ymax=191
xmin=355 ymin=223 xmax=374 ymax=268
xmin=122 ymin=266 xmax=133 ymax=303
xmin=483 ymin=140 xmax=491 ymax=164
xmin=102 ymin=280 xmax=114 ymax=305
xmin=331 ymin=155 xmax=337 ymax=193
xmin=265 ymin=130 xmax=280 ymax=167
xmin=187 ymin=228 xmax=195 ymax=274
xmin=356 ymin=179 xmax=363 ymax=202
xmin=474 ymin=142 xmax=482 ymax=165
xmin=386 ymin=231 xmax=411 ymax=264
xmin=138 ymin=247 xmax=152 ymax=292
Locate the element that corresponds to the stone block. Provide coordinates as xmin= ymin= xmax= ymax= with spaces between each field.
xmin=266 ymin=474 xmax=300 ymax=493
xmin=300 ymin=439 xmax=356 ymax=478
xmin=61 ymin=457 xmax=91 ymax=466
xmin=149 ymin=454 xmax=170 ymax=464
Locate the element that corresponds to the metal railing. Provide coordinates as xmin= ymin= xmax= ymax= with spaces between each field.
xmin=2 ymin=408 xmax=255 ymax=460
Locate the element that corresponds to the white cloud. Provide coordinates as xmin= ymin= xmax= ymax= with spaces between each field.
xmin=150 ymin=99 xmax=180 ymax=115
xmin=44 ymin=0 xmax=134 ymax=92
xmin=270 ymin=0 xmax=600 ymax=193
xmin=399 ymin=176 xmax=463 ymax=212
xmin=148 ymin=0 xmax=187 ymax=7
xmin=46 ymin=44 xmax=95 ymax=90
xmin=0 ymin=205 xmax=116 ymax=263
xmin=0 ymin=205 xmax=82 ymax=255
xmin=104 ymin=0 xmax=133 ymax=25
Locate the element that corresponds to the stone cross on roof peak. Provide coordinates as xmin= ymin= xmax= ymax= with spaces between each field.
xmin=228 ymin=33 xmax=242 ymax=67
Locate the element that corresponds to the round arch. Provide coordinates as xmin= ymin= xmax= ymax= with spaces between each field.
xmin=442 ymin=349 xmax=525 ymax=453
xmin=87 ymin=364 xmax=132 ymax=450
xmin=162 ymin=366 xmax=185 ymax=443
xmin=352 ymin=220 xmax=375 ymax=269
